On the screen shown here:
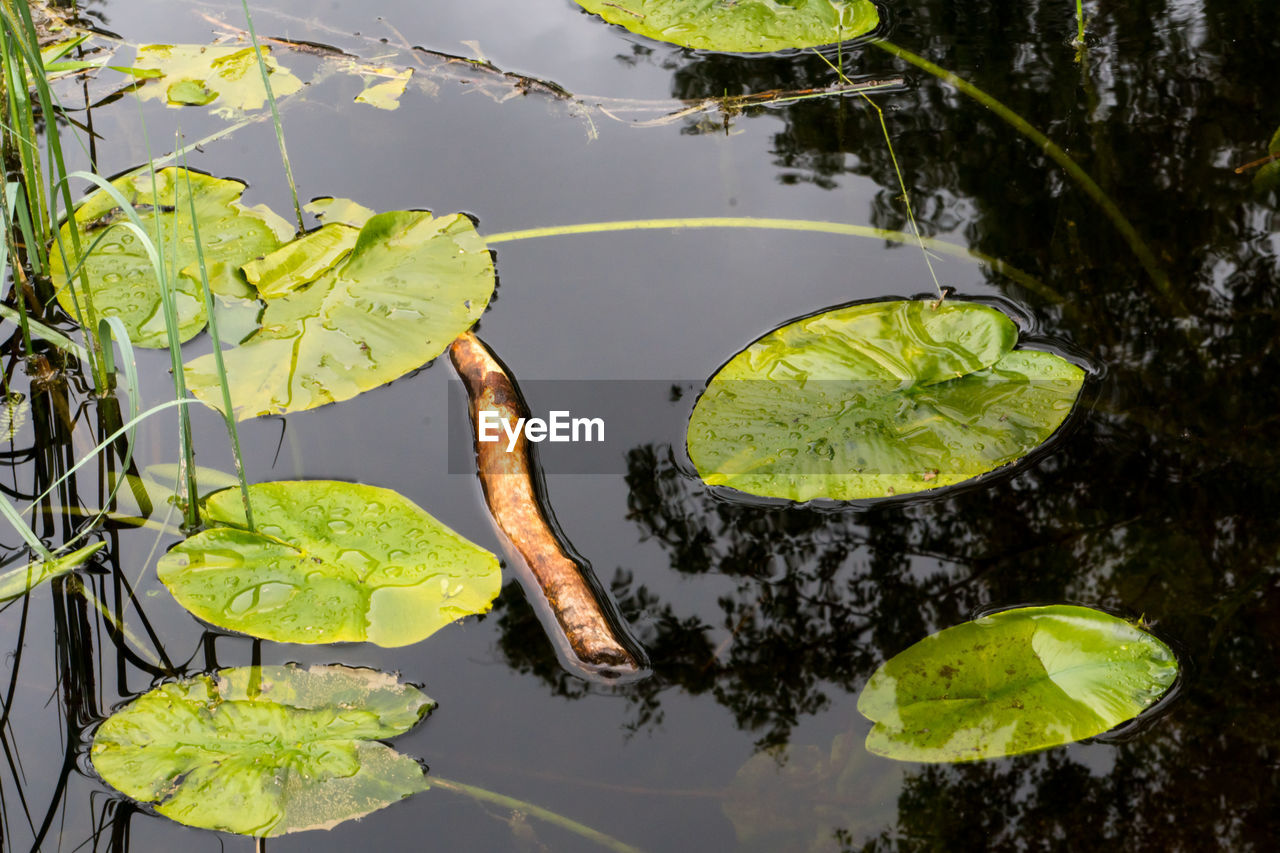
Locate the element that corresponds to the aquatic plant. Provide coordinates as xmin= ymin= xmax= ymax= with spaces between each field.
xmin=573 ymin=0 xmax=879 ymax=53
xmin=158 ymin=481 xmax=501 ymax=646
xmin=687 ymin=300 xmax=1084 ymax=501
xmin=857 ymin=605 xmax=1178 ymax=761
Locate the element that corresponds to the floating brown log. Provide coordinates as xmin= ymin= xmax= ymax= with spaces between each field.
xmin=449 ymin=331 xmax=648 ymax=682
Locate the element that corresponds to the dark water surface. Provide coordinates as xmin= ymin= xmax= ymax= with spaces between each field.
xmin=5 ymin=0 xmax=1280 ymax=850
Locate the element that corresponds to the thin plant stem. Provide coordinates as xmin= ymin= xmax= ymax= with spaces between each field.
xmin=1075 ymin=0 xmax=1086 ymax=46
xmin=431 ymin=776 xmax=644 ymax=853
xmin=240 ymin=0 xmax=303 ymax=233
xmin=812 ymin=48 xmax=942 ymax=299
xmin=22 ymin=397 xmax=201 ymax=526
xmin=0 ymin=492 xmax=53 ymax=560
xmin=76 ymin=582 xmax=161 ymax=667
xmin=0 ymin=6 xmax=48 ymax=259
xmin=1 ymin=0 xmax=109 ymax=384
xmin=116 ymin=89 xmax=201 ymax=526
xmin=178 ymin=150 xmax=255 ymax=531
xmin=0 ymin=305 xmax=89 ymax=360
xmin=485 ymin=217 xmax=1060 ymax=302
xmin=871 ymin=39 xmax=1181 ymax=313
xmin=0 ymin=184 xmax=35 ymax=355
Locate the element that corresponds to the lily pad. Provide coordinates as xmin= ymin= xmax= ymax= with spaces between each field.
xmin=686 ymin=300 xmax=1085 ymax=501
xmin=157 ymin=480 xmax=501 ymax=646
xmin=183 ymin=210 xmax=494 ymax=418
xmin=134 ymin=44 xmax=303 ymax=114
xmin=574 ymin=0 xmax=878 ymax=53
xmin=91 ymin=664 xmax=433 ymax=836
xmin=50 ymin=167 xmax=291 ymax=348
xmin=857 ymin=605 xmax=1178 ymax=762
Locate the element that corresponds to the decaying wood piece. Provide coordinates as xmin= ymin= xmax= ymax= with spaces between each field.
xmin=450 ymin=331 xmax=648 ymax=683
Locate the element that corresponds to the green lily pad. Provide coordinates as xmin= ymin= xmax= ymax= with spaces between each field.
xmin=0 ymin=542 xmax=104 ymax=601
xmin=183 ymin=210 xmax=494 ymax=418
xmin=686 ymin=300 xmax=1085 ymax=501
xmin=157 ymin=480 xmax=502 ymax=646
xmin=574 ymin=0 xmax=878 ymax=53
xmin=857 ymin=605 xmax=1178 ymax=763
xmin=242 ymin=222 xmax=361 ymax=298
xmin=134 ymin=44 xmax=303 ymax=115
xmin=50 ymin=167 xmax=291 ymax=348
xmin=91 ymin=664 xmax=433 ymax=836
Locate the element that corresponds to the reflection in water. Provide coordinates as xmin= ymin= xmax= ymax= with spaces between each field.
xmin=7 ymin=0 xmax=1280 ymax=848
xmin=494 ymin=3 xmax=1280 ymax=822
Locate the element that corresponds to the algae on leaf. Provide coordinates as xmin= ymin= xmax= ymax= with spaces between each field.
xmin=857 ymin=605 xmax=1178 ymax=762
xmin=686 ymin=300 xmax=1085 ymax=501
xmin=574 ymin=0 xmax=878 ymax=53
xmin=133 ymin=44 xmax=303 ymax=115
xmin=92 ymin=664 xmax=433 ymax=836
xmin=183 ymin=210 xmax=494 ymax=418
xmin=157 ymin=481 xmax=501 ymax=646
xmin=50 ymin=168 xmax=291 ymax=348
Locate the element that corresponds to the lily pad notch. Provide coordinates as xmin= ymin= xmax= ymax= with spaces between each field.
xmin=686 ymin=299 xmax=1087 ymax=501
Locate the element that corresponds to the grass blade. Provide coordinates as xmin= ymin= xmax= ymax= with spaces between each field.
xmin=0 ymin=541 xmax=103 ymax=601
xmin=177 ymin=158 xmax=255 ymax=531
xmin=241 ymin=0 xmax=303 ymax=232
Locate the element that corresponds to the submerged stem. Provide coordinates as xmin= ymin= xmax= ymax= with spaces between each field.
xmin=76 ymin=582 xmax=161 ymax=667
xmin=871 ymin=40 xmax=1180 ymax=313
xmin=485 ymin=217 xmax=1059 ymax=302
xmin=431 ymin=776 xmax=644 ymax=853
xmin=811 ymin=49 xmax=942 ymax=299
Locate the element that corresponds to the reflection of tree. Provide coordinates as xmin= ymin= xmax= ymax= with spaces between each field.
xmin=495 ymin=2 xmax=1280 ymax=842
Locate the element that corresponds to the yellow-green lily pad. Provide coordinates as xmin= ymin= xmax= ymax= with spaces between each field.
xmin=574 ymin=0 xmax=878 ymax=53
xmin=183 ymin=209 xmax=493 ymax=418
xmin=156 ymin=480 xmax=501 ymax=646
xmin=91 ymin=664 xmax=433 ymax=836
xmin=857 ymin=605 xmax=1178 ymax=762
xmin=687 ymin=300 xmax=1085 ymax=501
xmin=134 ymin=44 xmax=302 ymax=115
xmin=50 ymin=167 xmax=292 ymax=348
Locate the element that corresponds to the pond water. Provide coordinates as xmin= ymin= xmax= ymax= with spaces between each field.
xmin=4 ymin=0 xmax=1280 ymax=850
